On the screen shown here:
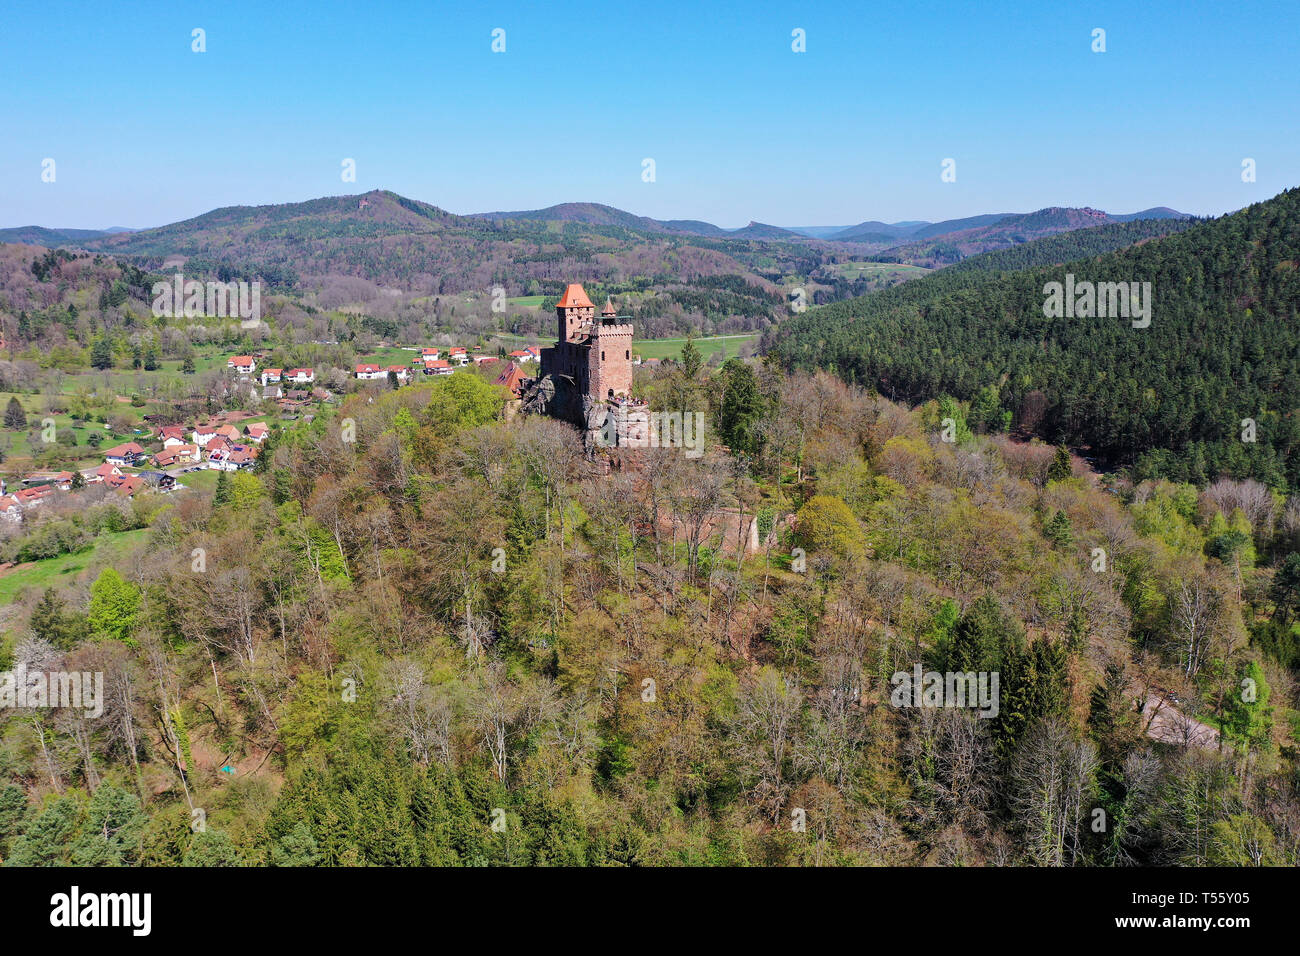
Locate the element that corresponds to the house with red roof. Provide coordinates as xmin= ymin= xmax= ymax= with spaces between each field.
xmin=244 ymin=422 xmax=270 ymax=443
xmin=208 ymin=443 xmax=258 ymax=471
xmin=103 ymin=442 xmax=146 ymax=466
xmin=228 ymin=356 xmax=256 ymax=375
xmin=423 ymin=360 xmax=453 ymax=376
xmin=261 ymin=368 xmax=283 ymax=385
xmin=494 ymin=362 xmax=527 ymax=399
xmin=355 ymin=363 xmax=386 ymax=380
xmin=153 ymin=444 xmax=201 ymax=468
xmin=14 ymin=486 xmax=56 ymax=508
xmin=113 ymin=475 xmax=145 ymax=497
xmin=286 ymin=368 xmax=315 ymax=384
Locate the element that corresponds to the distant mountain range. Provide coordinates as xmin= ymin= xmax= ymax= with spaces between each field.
xmin=0 ymin=191 xmax=1196 ymax=299
xmin=0 ymin=225 xmax=136 ymax=246
xmin=463 ymin=202 xmax=1190 ymax=246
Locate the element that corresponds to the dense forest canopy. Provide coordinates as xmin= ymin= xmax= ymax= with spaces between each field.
xmin=769 ymin=188 xmax=1300 ymax=490
xmin=1 ymin=353 xmax=1298 ymax=866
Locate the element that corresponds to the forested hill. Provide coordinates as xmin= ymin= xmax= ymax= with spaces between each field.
xmin=942 ymin=216 xmax=1202 ymax=276
xmin=768 ymin=188 xmax=1300 ymax=490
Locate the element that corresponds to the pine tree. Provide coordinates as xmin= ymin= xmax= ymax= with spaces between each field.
xmin=91 ymin=336 xmax=114 ymax=370
xmin=1044 ymin=509 xmax=1074 ymax=547
xmin=680 ymin=334 xmax=703 ymax=379
xmin=3 ymin=396 xmax=26 ymax=429
xmin=1047 ymin=445 xmax=1073 ymax=482
xmin=214 ymin=468 xmax=232 ymax=505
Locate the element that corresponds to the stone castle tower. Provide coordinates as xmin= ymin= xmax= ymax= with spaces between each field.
xmin=531 ymin=283 xmax=647 ymax=448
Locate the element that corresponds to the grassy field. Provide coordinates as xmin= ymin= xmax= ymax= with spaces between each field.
xmin=175 ymin=468 xmax=221 ymax=493
xmin=355 ymin=345 xmax=427 ymax=367
xmin=633 ymin=334 xmax=759 ymax=362
xmin=835 ymin=261 xmax=932 ymax=281
xmin=0 ymin=528 xmax=151 ymax=605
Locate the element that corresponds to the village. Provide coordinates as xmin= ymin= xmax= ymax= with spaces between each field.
xmin=0 ymin=342 xmax=545 ymax=522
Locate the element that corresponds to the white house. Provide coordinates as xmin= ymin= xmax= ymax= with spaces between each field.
xmin=228 ymin=356 xmax=256 ymax=375
xmin=355 ymin=364 xmax=386 ymax=380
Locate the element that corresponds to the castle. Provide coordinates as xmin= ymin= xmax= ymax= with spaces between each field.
xmin=528 ymin=283 xmax=649 ymax=449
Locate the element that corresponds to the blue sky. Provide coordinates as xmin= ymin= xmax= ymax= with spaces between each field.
xmin=2 ymin=0 xmax=1296 ymax=229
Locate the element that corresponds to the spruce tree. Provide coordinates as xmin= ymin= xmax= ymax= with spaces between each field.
xmin=3 ymin=396 xmax=26 ymax=429
xmin=1047 ymin=445 xmax=1072 ymax=482
xmin=214 ymin=468 xmax=232 ymax=505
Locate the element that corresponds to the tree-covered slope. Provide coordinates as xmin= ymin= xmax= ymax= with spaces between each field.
xmin=769 ymin=188 xmax=1300 ymax=489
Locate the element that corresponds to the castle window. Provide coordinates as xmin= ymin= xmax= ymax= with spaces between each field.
xmin=601 ymin=351 xmax=605 ymax=361
xmin=625 ymin=349 xmax=629 ymax=359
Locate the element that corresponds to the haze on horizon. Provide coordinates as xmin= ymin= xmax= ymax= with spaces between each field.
xmin=2 ymin=0 xmax=1296 ymax=230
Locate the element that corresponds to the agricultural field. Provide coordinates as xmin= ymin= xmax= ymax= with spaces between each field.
xmin=633 ymin=333 xmax=759 ymax=362
xmin=834 ymin=261 xmax=932 ymax=282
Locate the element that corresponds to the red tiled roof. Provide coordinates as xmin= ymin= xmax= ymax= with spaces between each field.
xmin=104 ymin=442 xmax=145 ymax=457
xmin=494 ymin=362 xmax=527 ymax=397
xmin=556 ymin=284 xmax=594 ymax=309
